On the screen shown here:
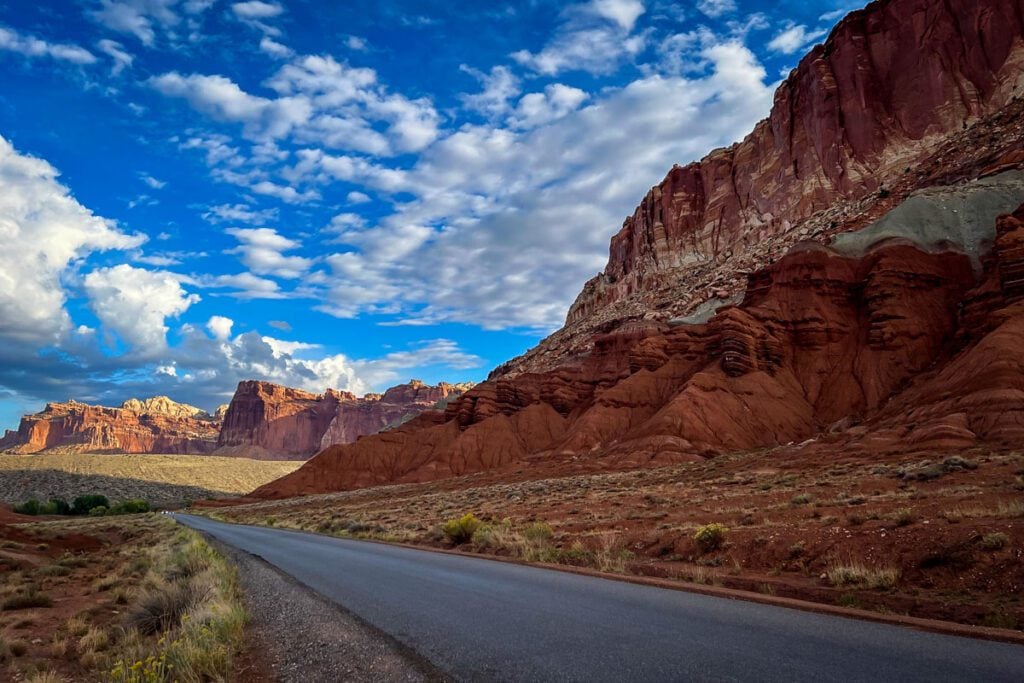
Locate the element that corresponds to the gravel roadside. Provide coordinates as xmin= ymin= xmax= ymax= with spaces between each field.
xmin=210 ymin=539 xmax=446 ymax=682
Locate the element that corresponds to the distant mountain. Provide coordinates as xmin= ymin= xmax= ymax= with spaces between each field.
xmin=1 ymin=380 xmax=472 ymax=458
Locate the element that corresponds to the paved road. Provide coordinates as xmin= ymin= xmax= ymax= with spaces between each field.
xmin=174 ymin=513 xmax=1024 ymax=682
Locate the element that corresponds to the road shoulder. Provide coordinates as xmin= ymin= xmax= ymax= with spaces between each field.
xmin=209 ymin=538 xmax=445 ymax=682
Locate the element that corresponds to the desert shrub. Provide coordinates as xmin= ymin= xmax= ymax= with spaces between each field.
xmin=2 ymin=587 xmax=53 ymax=610
xmin=79 ymin=626 xmax=109 ymax=653
xmin=979 ymin=532 xmax=1009 ymax=550
xmin=693 ymin=523 xmax=728 ymax=553
xmin=88 ymin=505 xmax=109 ymax=517
xmin=791 ymin=493 xmax=813 ymax=506
xmin=441 ymin=513 xmax=481 ymax=544
xmin=110 ymin=499 xmax=150 ymax=515
xmin=72 ymin=494 xmax=110 ymax=515
xmin=8 ymin=639 xmax=28 ymax=657
xmin=13 ymin=499 xmax=42 ymax=516
xmin=523 ymin=522 xmax=554 ymax=542
xmin=826 ymin=563 xmax=899 ymax=589
xmin=890 ymin=508 xmax=916 ymax=527
xmin=35 ymin=564 xmax=71 ymax=577
xmin=127 ymin=581 xmax=199 ymax=636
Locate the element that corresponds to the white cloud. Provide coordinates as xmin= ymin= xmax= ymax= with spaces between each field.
xmin=588 ymin=0 xmax=646 ymax=31
xmin=767 ymin=23 xmax=828 ymax=54
xmin=260 ymin=36 xmax=293 ymax=58
xmin=0 ymin=135 xmax=144 ymax=345
xmin=0 ymin=26 xmax=97 ymax=64
xmin=203 ymin=203 xmax=279 ymax=224
xmin=460 ymin=65 xmax=521 ymax=118
xmin=97 ymin=39 xmax=133 ymax=74
xmin=345 ymin=35 xmax=368 ymax=51
xmin=231 ymin=1 xmax=284 ymax=19
xmin=206 ymin=315 xmax=234 ymax=340
xmin=140 ymin=173 xmax=166 ymax=189
xmin=83 ymin=264 xmax=200 ymax=353
xmin=510 ymin=83 xmax=588 ymax=129
xmin=302 ymin=40 xmax=773 ymax=331
xmin=696 ymin=0 xmax=737 ymax=18
xmin=206 ymin=272 xmax=285 ymax=299
xmin=91 ymin=0 xmax=181 ymax=46
xmin=155 ymin=56 xmax=440 ymax=155
xmin=150 ymin=72 xmax=313 ymax=140
xmin=511 ymin=1 xmax=647 ymax=76
xmin=225 ymin=227 xmax=313 ymax=279
xmin=346 ymin=191 xmax=371 ymax=204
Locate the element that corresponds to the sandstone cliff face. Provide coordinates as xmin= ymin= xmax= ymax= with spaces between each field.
xmin=0 ymin=399 xmax=220 ymax=455
xmin=497 ymin=0 xmax=1024 ymax=378
xmin=254 ymin=205 xmax=1024 ymax=498
xmin=215 ymin=380 xmax=472 ymax=460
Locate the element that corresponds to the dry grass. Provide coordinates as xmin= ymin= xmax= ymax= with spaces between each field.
xmin=827 ymin=563 xmax=900 ymax=590
xmin=0 ymin=453 xmax=301 ymax=505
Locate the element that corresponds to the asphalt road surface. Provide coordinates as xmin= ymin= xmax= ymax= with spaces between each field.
xmin=174 ymin=513 xmax=1024 ymax=682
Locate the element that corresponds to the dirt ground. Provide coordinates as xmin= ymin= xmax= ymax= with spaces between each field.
xmin=0 ymin=512 xmax=162 ymax=681
xmin=205 ymin=446 xmax=1024 ymax=632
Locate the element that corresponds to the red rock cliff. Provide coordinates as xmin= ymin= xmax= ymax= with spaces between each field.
xmin=215 ymin=380 xmax=473 ymax=460
xmin=0 ymin=397 xmax=220 ymax=454
xmin=254 ymin=205 xmax=1024 ymax=498
xmin=498 ymin=0 xmax=1024 ymax=377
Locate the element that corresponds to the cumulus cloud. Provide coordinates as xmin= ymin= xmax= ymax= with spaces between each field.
xmin=206 ymin=315 xmax=234 ymax=340
xmin=299 ymin=40 xmax=773 ymax=331
xmin=767 ymin=23 xmax=828 ymax=55
xmin=0 ymin=135 xmax=144 ymax=345
xmin=696 ymin=0 xmax=737 ymax=18
xmin=84 ymin=264 xmax=200 ymax=353
xmin=460 ymin=65 xmax=521 ymax=118
xmin=0 ymin=26 xmax=96 ymax=64
xmin=231 ymin=1 xmax=284 ymax=20
xmin=224 ymin=227 xmax=313 ymax=279
xmin=203 ymin=203 xmax=279 ymax=224
xmin=588 ymin=0 xmax=646 ymax=31
xmin=90 ymin=0 xmax=189 ymax=46
xmin=155 ymin=55 xmax=440 ymax=156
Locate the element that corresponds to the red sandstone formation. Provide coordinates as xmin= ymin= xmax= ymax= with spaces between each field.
xmin=0 ymin=398 xmax=220 ymax=454
xmin=499 ymin=0 xmax=1024 ymax=377
xmin=250 ymin=0 xmax=1024 ymax=498
xmin=215 ymin=380 xmax=472 ymax=460
xmin=254 ymin=206 xmax=1024 ymax=498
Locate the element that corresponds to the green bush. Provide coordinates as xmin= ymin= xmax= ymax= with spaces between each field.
xmin=88 ymin=505 xmax=109 ymax=517
xmin=693 ymin=523 xmax=728 ymax=553
xmin=40 ymin=498 xmax=71 ymax=515
xmin=110 ymin=499 xmax=150 ymax=515
xmin=442 ymin=513 xmax=481 ymax=544
xmin=12 ymin=499 xmax=41 ymax=516
xmin=72 ymin=495 xmax=110 ymax=516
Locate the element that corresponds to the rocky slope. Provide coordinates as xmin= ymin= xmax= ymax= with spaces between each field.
xmin=215 ymin=380 xmax=472 ymax=460
xmin=252 ymin=0 xmax=1024 ymax=498
xmin=0 ymin=397 xmax=220 ymax=454
xmin=496 ymin=0 xmax=1024 ymax=377
xmin=255 ymin=203 xmax=1024 ymax=497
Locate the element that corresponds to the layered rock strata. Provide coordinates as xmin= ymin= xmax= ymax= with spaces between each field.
xmin=0 ymin=398 xmax=220 ymax=454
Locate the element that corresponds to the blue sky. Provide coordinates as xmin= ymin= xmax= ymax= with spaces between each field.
xmin=0 ymin=0 xmax=860 ymax=427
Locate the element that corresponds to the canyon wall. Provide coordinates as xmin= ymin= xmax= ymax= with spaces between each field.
xmin=215 ymin=380 xmax=472 ymax=460
xmin=255 ymin=204 xmax=1024 ymax=497
xmin=252 ymin=0 xmax=1024 ymax=498
xmin=497 ymin=0 xmax=1024 ymax=377
xmin=0 ymin=398 xmax=220 ymax=455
